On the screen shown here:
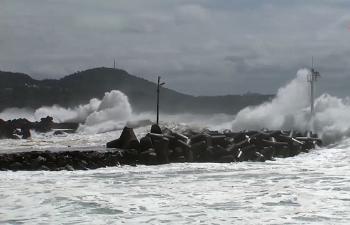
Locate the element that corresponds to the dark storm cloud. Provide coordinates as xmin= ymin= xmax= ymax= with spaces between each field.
xmin=0 ymin=0 xmax=349 ymax=96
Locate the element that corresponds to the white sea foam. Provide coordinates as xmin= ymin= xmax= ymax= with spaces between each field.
xmin=1 ymin=70 xmax=350 ymax=224
xmin=0 ymin=90 xmax=233 ymax=137
xmin=231 ymin=69 xmax=310 ymax=131
xmin=1 ymin=142 xmax=350 ymax=224
xmin=2 ymin=69 xmax=350 ymax=145
xmin=231 ymin=69 xmax=350 ymax=144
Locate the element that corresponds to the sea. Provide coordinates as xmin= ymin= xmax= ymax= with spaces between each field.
xmin=0 ymin=130 xmax=350 ymax=224
xmin=1 ymin=69 xmax=350 ymax=224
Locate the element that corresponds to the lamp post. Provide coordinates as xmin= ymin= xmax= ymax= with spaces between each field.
xmin=307 ymin=58 xmax=321 ymax=132
xmin=308 ymin=60 xmax=320 ymax=119
xmin=156 ymin=76 xmax=165 ymax=125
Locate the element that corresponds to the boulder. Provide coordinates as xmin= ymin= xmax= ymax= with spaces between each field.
xmin=150 ymin=124 xmax=162 ymax=134
xmin=34 ymin=116 xmax=54 ymax=132
xmin=139 ymin=148 xmax=158 ymax=165
xmin=139 ymin=136 xmax=153 ymax=152
xmin=153 ymin=137 xmax=169 ymax=164
xmin=106 ymin=127 xmax=140 ymax=150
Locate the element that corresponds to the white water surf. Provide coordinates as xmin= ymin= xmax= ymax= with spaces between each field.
xmin=1 ymin=143 xmax=350 ymax=224
xmin=1 ymin=69 xmax=350 ymax=224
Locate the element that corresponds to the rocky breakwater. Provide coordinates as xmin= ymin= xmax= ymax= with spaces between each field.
xmin=107 ymin=124 xmax=322 ymax=164
xmin=0 ymin=116 xmax=79 ymax=139
xmin=0 ymin=124 xmax=322 ymax=171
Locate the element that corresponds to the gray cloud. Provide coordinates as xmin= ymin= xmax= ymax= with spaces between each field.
xmin=0 ymin=0 xmax=349 ymax=96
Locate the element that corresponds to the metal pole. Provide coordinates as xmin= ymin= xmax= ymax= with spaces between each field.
xmin=156 ymin=76 xmax=160 ymax=125
xmin=310 ymin=75 xmax=314 ymax=117
xmin=308 ymin=65 xmax=320 ymax=132
xmin=311 ymin=57 xmax=314 ymax=117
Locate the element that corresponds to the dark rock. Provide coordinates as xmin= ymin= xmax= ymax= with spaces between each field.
xmin=151 ymin=124 xmax=162 ymax=134
xmin=153 ymin=137 xmax=169 ymax=164
xmin=39 ymin=165 xmax=50 ymax=170
xmin=190 ymin=140 xmax=207 ymax=160
xmin=139 ymin=149 xmax=158 ymax=165
xmin=21 ymin=126 xmax=31 ymax=139
xmin=184 ymin=148 xmax=193 ymax=162
xmin=217 ymin=154 xmax=235 ymax=163
xmin=120 ymin=149 xmax=139 ymax=163
xmin=106 ymin=127 xmax=139 ymax=150
xmin=106 ymin=139 xmax=121 ymax=148
xmin=211 ymin=135 xmax=227 ymax=147
xmin=254 ymin=152 xmax=266 ymax=162
xmin=139 ymin=136 xmax=153 ymax=152
xmin=52 ymin=122 xmax=79 ymax=131
xmin=9 ymin=162 xmax=23 ymax=171
xmin=34 ymin=116 xmax=54 ymax=132
xmin=53 ymin=130 xmax=65 ymax=135
xmin=173 ymin=156 xmax=186 ymax=163
xmin=237 ymin=145 xmax=257 ymax=161
xmin=64 ymin=164 xmax=74 ymax=171
xmin=260 ymin=146 xmax=274 ymax=160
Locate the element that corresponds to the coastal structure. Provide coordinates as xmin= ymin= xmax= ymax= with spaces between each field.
xmin=308 ymin=59 xmax=321 ymax=131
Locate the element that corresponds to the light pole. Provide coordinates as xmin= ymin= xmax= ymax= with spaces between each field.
xmin=307 ymin=58 xmax=320 ymax=131
xmin=156 ymin=76 xmax=165 ymax=125
xmin=307 ymin=60 xmax=320 ymax=118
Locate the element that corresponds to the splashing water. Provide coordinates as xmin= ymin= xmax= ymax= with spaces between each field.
xmin=231 ymin=69 xmax=350 ymax=145
xmin=2 ymin=69 xmax=350 ymax=145
xmin=232 ymin=69 xmax=310 ymax=132
xmin=78 ymin=90 xmax=132 ymax=134
xmin=1 ymin=71 xmax=350 ymax=224
xmin=0 ymin=90 xmax=133 ymax=134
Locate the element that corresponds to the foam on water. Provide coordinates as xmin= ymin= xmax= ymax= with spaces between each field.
xmin=232 ymin=69 xmax=350 ymax=145
xmin=1 ymin=69 xmax=350 ymax=224
xmin=1 ymin=142 xmax=350 ymax=224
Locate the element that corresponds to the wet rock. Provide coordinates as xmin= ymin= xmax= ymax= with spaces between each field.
xmin=217 ymin=154 xmax=235 ymax=163
xmin=106 ymin=127 xmax=139 ymax=150
xmin=9 ymin=162 xmax=23 ymax=171
xmin=64 ymin=164 xmax=74 ymax=171
xmin=139 ymin=136 xmax=153 ymax=152
xmin=53 ymin=130 xmax=65 ymax=135
xmin=190 ymin=140 xmax=207 ymax=160
xmin=0 ymin=125 xmax=321 ymax=171
xmin=139 ymin=148 xmax=158 ymax=165
xmin=106 ymin=139 xmax=121 ymax=149
xmin=21 ymin=126 xmax=31 ymax=139
xmin=153 ymin=137 xmax=169 ymax=164
xmin=260 ymin=147 xmax=274 ymax=160
xmin=34 ymin=116 xmax=54 ymax=132
xmin=150 ymin=124 xmax=162 ymax=134
xmin=113 ymin=149 xmax=138 ymax=166
xmin=39 ymin=165 xmax=50 ymax=170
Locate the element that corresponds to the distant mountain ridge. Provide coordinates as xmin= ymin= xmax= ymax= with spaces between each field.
xmin=0 ymin=67 xmax=273 ymax=114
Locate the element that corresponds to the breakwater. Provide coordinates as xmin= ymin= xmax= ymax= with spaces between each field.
xmin=0 ymin=124 xmax=321 ymax=171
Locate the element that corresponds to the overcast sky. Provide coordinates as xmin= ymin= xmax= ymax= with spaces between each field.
xmin=0 ymin=0 xmax=349 ymax=96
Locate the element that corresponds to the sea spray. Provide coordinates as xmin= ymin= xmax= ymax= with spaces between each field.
xmin=18 ymin=90 xmax=132 ymax=134
xmin=79 ymin=90 xmax=132 ymax=133
xmin=2 ymin=69 xmax=350 ymax=145
xmin=313 ymin=94 xmax=350 ymax=144
xmin=231 ymin=69 xmax=310 ymax=131
xmin=0 ymin=107 xmax=35 ymax=121
xmin=34 ymin=98 xmax=101 ymax=123
xmin=231 ymin=69 xmax=350 ymax=144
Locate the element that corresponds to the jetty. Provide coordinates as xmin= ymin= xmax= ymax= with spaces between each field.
xmin=0 ymin=124 xmax=321 ymax=171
